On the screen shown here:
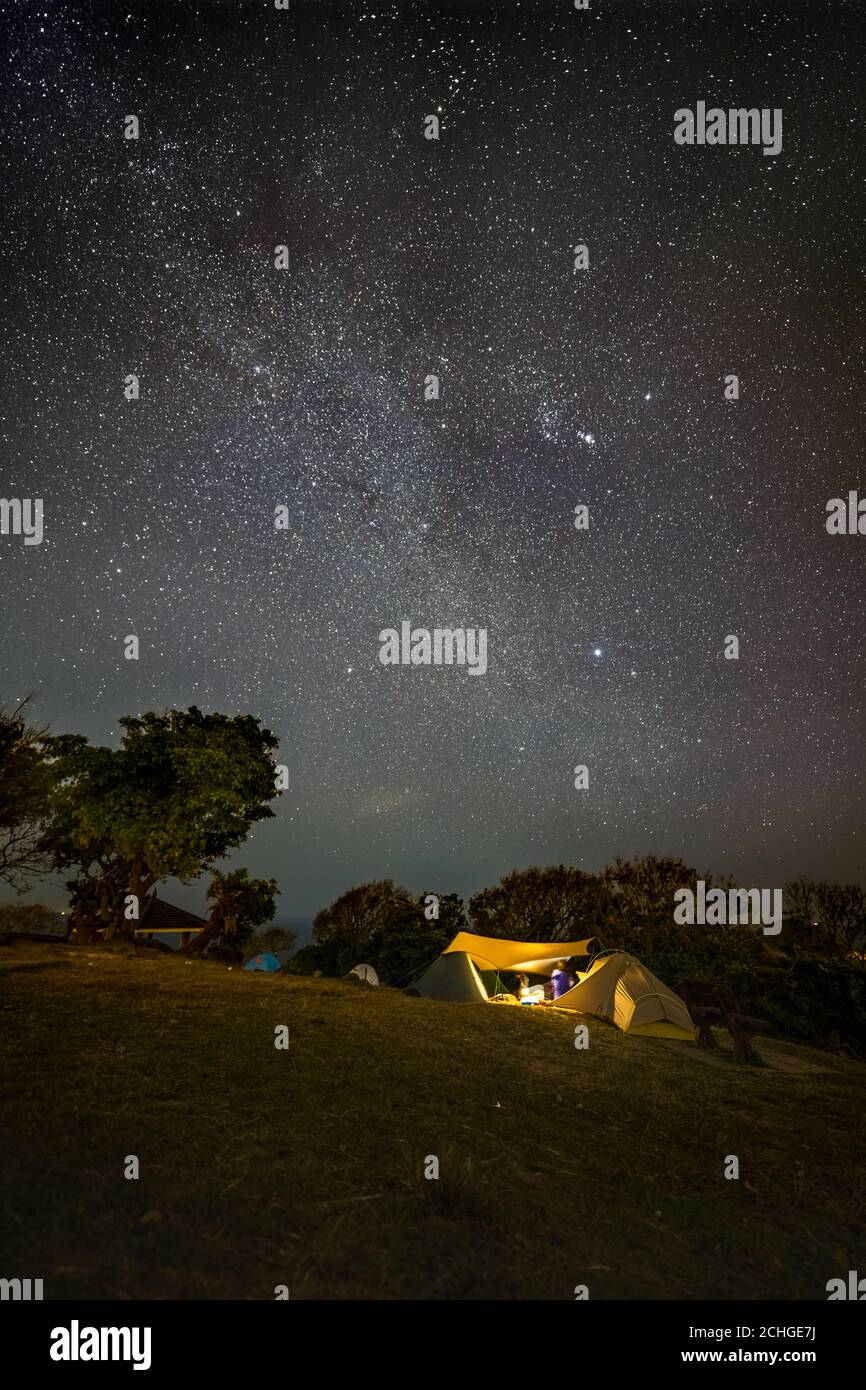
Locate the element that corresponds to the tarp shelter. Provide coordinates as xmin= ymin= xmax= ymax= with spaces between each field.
xmin=408 ymin=934 xmax=693 ymax=1042
xmin=441 ymin=932 xmax=595 ymax=976
xmin=243 ymin=953 xmax=281 ymax=972
xmin=348 ymin=963 xmax=379 ymax=986
xmin=555 ymin=951 xmax=694 ymax=1040
xmin=409 ymin=932 xmax=595 ymax=1003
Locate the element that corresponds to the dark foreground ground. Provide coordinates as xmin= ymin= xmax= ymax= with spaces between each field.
xmin=1 ymin=940 xmax=862 ymax=1299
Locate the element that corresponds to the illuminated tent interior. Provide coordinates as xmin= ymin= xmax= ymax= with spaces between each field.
xmin=407 ymin=931 xmax=594 ymax=1004
xmin=407 ymin=933 xmax=695 ymax=1041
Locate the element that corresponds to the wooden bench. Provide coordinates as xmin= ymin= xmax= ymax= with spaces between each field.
xmin=680 ymin=978 xmax=770 ymax=1062
xmin=679 ymin=979 xmax=723 ymax=1049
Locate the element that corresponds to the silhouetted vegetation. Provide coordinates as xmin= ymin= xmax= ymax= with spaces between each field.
xmin=0 ymin=699 xmax=56 ymax=891
xmin=2 ymin=702 xmax=863 ymax=1050
xmin=184 ymin=868 xmax=279 ymax=962
xmin=0 ymin=702 xmax=284 ymax=960
xmin=286 ymin=881 xmax=464 ymax=985
xmin=294 ymin=859 xmax=866 ymax=1053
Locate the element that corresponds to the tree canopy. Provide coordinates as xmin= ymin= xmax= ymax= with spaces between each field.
xmin=468 ymin=864 xmax=606 ymax=944
xmin=287 ymin=880 xmax=463 ymax=983
xmin=0 ymin=699 xmax=56 ymax=892
xmin=185 ymin=867 xmax=279 ymax=960
xmin=45 ymin=706 xmax=281 ymax=938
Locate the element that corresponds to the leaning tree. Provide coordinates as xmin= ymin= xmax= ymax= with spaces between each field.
xmin=45 ymin=706 xmax=281 ymax=939
xmin=184 ymin=867 xmax=278 ymax=959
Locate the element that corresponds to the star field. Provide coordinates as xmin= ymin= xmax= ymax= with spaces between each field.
xmin=1 ymin=0 xmax=864 ymax=915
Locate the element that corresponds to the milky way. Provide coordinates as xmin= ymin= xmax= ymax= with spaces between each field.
xmin=1 ymin=0 xmax=864 ymax=915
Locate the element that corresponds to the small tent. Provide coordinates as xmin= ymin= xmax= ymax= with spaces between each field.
xmin=555 ymin=951 xmax=694 ymax=1040
xmin=348 ymin=963 xmax=379 ymax=986
xmin=243 ymin=952 xmax=281 ymax=973
xmin=406 ymin=949 xmax=489 ymax=1003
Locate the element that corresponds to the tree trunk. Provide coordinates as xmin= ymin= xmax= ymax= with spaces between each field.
xmin=183 ymin=908 xmax=223 ymax=955
xmin=99 ymin=882 xmax=116 ymax=941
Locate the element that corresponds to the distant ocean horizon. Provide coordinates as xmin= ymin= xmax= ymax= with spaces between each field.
xmin=164 ymin=915 xmax=313 ymax=953
xmin=272 ymin=915 xmax=314 ymax=948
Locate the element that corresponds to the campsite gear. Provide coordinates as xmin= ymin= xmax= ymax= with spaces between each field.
xmin=555 ymin=951 xmax=693 ymax=1040
xmin=348 ymin=963 xmax=380 ymax=986
xmin=519 ymin=983 xmax=545 ymax=1005
xmin=243 ymin=953 xmax=281 ymax=972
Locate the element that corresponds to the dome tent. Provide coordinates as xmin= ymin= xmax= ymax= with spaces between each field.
xmin=348 ymin=963 xmax=379 ymax=986
xmin=243 ymin=952 xmax=281 ymax=972
xmin=555 ymin=951 xmax=694 ymax=1040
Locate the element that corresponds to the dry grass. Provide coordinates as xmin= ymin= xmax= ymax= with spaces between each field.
xmin=1 ymin=939 xmax=862 ymax=1299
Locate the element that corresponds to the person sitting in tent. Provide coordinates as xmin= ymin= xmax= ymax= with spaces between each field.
xmin=551 ymin=960 xmax=572 ymax=1000
xmin=516 ymin=972 xmax=544 ymax=1005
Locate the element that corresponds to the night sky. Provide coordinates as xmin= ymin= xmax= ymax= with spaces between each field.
xmin=1 ymin=0 xmax=864 ymax=920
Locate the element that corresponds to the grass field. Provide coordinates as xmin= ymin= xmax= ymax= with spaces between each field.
xmin=1 ymin=939 xmax=863 ymax=1300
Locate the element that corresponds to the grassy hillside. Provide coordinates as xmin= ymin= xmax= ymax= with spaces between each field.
xmin=1 ymin=940 xmax=863 ymax=1300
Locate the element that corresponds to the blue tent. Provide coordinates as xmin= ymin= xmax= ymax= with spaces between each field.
xmin=243 ymin=953 xmax=281 ymax=973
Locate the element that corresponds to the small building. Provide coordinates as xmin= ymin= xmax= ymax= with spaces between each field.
xmin=134 ymin=895 xmax=207 ymax=949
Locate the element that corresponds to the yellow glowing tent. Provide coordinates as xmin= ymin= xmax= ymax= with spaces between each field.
xmin=555 ymin=951 xmax=694 ymax=1040
xmin=408 ymin=936 xmax=692 ymax=1042
xmin=441 ymin=931 xmax=595 ymax=976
